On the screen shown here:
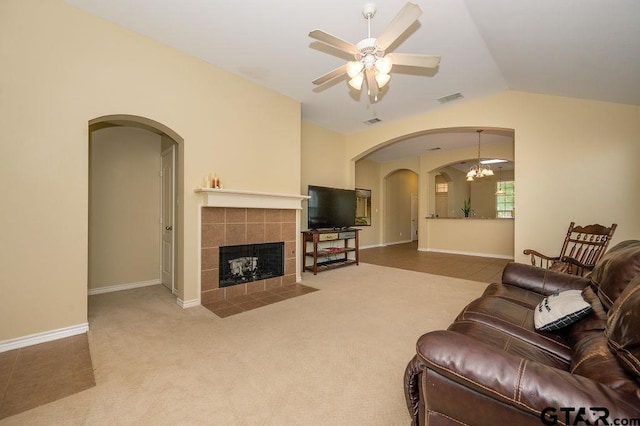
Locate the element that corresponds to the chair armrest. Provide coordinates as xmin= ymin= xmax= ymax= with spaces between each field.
xmin=415 ymin=330 xmax=640 ymax=420
xmin=501 ymin=262 xmax=590 ymax=295
xmin=560 ymin=256 xmax=596 ymax=276
xmin=523 ymin=249 xmax=560 ymax=262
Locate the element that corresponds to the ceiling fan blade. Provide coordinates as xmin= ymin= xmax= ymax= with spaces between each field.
xmin=387 ymin=53 xmax=441 ymax=68
xmin=365 ymin=68 xmax=379 ymax=102
xmin=376 ymin=2 xmax=423 ymax=51
xmin=312 ymin=64 xmax=347 ymax=85
xmin=309 ymin=30 xmax=359 ymax=55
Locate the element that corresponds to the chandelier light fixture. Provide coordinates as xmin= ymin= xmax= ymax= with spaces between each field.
xmin=466 ymin=130 xmax=494 ymax=181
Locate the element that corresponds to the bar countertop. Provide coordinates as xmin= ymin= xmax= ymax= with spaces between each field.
xmin=425 ymin=216 xmax=514 ymax=220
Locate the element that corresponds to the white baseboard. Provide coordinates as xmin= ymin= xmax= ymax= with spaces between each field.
xmin=359 ymin=243 xmax=384 ymax=250
xmin=421 ymin=248 xmax=514 ymax=260
xmin=385 ymin=239 xmax=414 ymax=246
xmin=88 ymin=279 xmax=161 ymax=295
xmin=177 ymin=298 xmax=200 ymax=309
xmin=0 ymin=323 xmax=89 ymax=353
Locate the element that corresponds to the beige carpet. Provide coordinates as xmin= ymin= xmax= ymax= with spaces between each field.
xmin=3 ymin=264 xmax=486 ymax=425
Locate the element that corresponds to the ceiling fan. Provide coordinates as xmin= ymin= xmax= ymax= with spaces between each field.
xmin=309 ymin=2 xmax=441 ymax=103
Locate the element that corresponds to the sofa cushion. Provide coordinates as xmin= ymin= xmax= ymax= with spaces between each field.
xmin=455 ymin=296 xmax=571 ymax=361
xmin=571 ymin=332 xmax=639 ymax=395
xmin=448 ymin=321 xmax=570 ymax=370
xmin=590 ymin=240 xmax=640 ymax=310
xmin=481 ymin=282 xmax=545 ymax=308
xmin=606 ymin=275 xmax=640 ymax=379
xmin=499 ymin=262 xmax=590 ymax=299
xmin=565 ymin=286 xmax=608 ymax=347
xmin=534 ymin=290 xmax=592 ymax=331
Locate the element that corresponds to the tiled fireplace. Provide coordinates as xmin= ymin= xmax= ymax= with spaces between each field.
xmin=200 ymin=206 xmax=297 ymax=304
xmin=219 ymin=242 xmax=284 ymax=288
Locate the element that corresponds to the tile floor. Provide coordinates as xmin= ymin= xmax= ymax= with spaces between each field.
xmin=1 ymin=246 xmax=512 ymax=420
xmin=202 ymin=283 xmax=319 ymax=318
xmin=0 ymin=333 xmax=95 ymax=420
xmin=359 ymin=241 xmax=512 ymax=284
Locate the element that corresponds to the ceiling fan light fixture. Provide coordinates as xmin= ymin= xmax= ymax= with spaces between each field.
xmin=309 ymin=2 xmax=441 ymax=102
xmin=375 ymin=57 xmax=392 ymax=74
xmin=375 ymin=71 xmax=390 ymax=88
xmin=348 ymin=73 xmax=364 ymax=90
xmin=363 ymin=54 xmax=376 ymax=70
xmin=346 ymin=61 xmax=364 ymax=78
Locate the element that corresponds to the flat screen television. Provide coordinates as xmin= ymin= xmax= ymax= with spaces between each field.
xmin=308 ymin=185 xmax=356 ymax=230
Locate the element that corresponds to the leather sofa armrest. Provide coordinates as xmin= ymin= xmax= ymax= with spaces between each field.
xmin=501 ymin=262 xmax=590 ymax=295
xmin=415 ymin=330 xmax=640 ymax=421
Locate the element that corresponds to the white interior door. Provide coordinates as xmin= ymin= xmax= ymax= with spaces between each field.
xmin=410 ymin=194 xmax=418 ymax=241
xmin=161 ymin=146 xmax=175 ymax=293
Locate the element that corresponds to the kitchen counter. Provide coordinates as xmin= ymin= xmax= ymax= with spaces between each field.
xmin=426 ymin=217 xmax=514 ymax=220
xmin=424 ymin=217 xmax=514 ymax=258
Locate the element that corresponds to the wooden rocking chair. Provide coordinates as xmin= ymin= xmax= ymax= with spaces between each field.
xmin=523 ymin=222 xmax=617 ymax=276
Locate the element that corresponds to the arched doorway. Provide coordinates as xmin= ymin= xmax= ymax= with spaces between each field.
xmin=383 ymin=169 xmax=418 ymax=245
xmin=88 ymin=115 xmax=183 ymax=298
xmin=354 ymin=127 xmax=514 ymax=253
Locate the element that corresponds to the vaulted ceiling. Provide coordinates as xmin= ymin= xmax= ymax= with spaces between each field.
xmin=65 ymin=0 xmax=640 ymax=160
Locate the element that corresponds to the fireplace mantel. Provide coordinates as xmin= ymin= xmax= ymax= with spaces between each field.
xmin=195 ymin=188 xmax=308 ymax=210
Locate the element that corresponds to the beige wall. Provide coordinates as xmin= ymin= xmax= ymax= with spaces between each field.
xmin=89 ymin=127 xmax=161 ymax=290
xmin=345 ymin=92 xmax=639 ymax=263
xmin=0 ymin=1 xmax=300 ymax=342
xmin=300 ymin=122 xmax=348 ymax=230
xmin=426 ymin=219 xmax=514 ymax=258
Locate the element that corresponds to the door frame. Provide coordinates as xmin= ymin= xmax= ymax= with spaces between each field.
xmin=411 ymin=194 xmax=418 ymax=241
xmin=88 ymin=114 xmax=184 ymax=305
xmin=160 ymin=145 xmax=176 ymax=295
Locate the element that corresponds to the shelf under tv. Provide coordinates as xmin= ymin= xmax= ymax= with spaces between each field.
xmin=301 ymin=229 xmax=360 ymax=275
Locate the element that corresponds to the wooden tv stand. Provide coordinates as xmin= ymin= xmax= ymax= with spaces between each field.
xmin=301 ymin=229 xmax=360 ymax=275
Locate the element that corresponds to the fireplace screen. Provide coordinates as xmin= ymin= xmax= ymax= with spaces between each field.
xmin=219 ymin=242 xmax=284 ymax=288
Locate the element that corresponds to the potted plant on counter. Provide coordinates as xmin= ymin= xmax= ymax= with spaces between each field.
xmin=462 ymin=198 xmax=471 ymax=217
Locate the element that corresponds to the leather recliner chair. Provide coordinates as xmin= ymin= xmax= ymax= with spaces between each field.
xmin=404 ymin=240 xmax=640 ymax=425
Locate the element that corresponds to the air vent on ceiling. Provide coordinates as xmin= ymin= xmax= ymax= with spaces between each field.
xmin=363 ymin=117 xmax=382 ymax=125
xmin=437 ymin=92 xmax=464 ymax=104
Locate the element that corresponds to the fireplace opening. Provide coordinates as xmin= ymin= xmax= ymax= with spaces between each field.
xmin=219 ymin=242 xmax=284 ymax=288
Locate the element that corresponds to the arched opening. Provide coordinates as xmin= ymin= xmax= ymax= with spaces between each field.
xmin=383 ymin=169 xmax=418 ymax=245
xmin=355 ymin=126 xmax=514 ymax=257
xmin=434 ymin=172 xmax=452 ymax=218
xmin=88 ymin=114 xmax=184 ymax=301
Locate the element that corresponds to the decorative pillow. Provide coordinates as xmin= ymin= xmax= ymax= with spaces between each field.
xmin=534 ymin=290 xmax=592 ymax=331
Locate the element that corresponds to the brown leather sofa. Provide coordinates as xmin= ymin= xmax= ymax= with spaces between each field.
xmin=404 ymin=240 xmax=640 ymax=425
